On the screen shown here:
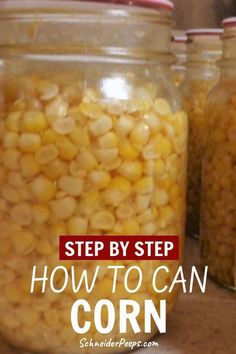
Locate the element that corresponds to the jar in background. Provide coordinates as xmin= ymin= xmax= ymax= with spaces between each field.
xmin=171 ymin=34 xmax=187 ymax=87
xmin=181 ymin=29 xmax=222 ymax=238
xmin=0 ymin=1 xmax=188 ymax=353
xmin=201 ymin=19 xmax=236 ymax=291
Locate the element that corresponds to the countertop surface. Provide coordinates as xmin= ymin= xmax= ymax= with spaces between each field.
xmin=1 ymin=238 xmax=235 ymax=354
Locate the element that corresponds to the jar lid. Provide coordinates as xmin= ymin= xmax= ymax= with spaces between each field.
xmin=186 ymin=29 xmax=223 ymax=36
xmin=90 ymin=0 xmax=174 ymax=11
xmin=222 ymin=17 xmax=236 ymax=28
xmin=0 ymin=0 xmax=174 ymax=12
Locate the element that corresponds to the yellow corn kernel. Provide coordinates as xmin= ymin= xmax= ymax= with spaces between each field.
xmin=36 ymin=238 xmax=54 ymax=256
xmin=56 ymin=137 xmax=77 ymax=161
xmin=8 ymin=171 xmax=24 ymax=188
xmin=116 ymin=114 xmax=134 ymax=136
xmin=119 ymin=140 xmax=139 ymax=160
xmin=58 ymin=175 xmax=84 ymax=196
xmin=162 ymin=121 xmax=175 ymax=138
xmin=20 ymin=154 xmax=40 ymax=177
xmin=0 ymin=167 xmax=7 ymax=184
xmin=49 ymin=222 xmax=66 ymax=245
xmin=38 ymin=81 xmax=59 ymax=101
xmin=103 ymin=178 xmax=131 ymax=207
xmin=50 ymin=197 xmax=76 ymax=220
xmin=0 ymin=238 xmax=12 ymax=256
xmin=94 ymin=148 xmax=118 ymax=164
xmin=88 ymin=115 xmax=113 ymax=137
xmin=18 ymin=133 xmax=41 ymax=153
xmin=3 ymin=185 xmax=20 ymax=204
xmin=97 ymin=131 xmax=118 ymax=148
xmin=4 ymin=282 xmax=22 ymax=304
xmin=107 ymin=100 xmax=124 ymax=115
xmin=67 ymin=216 xmax=88 ymax=234
xmin=134 ymin=176 xmax=154 ymax=194
xmin=59 ymin=326 xmax=77 ymax=342
xmin=45 ymin=95 xmax=68 ymax=118
xmin=43 ymin=308 xmax=60 ymax=326
xmin=30 ymin=175 xmax=56 ymax=202
xmin=42 ymin=129 xmax=58 ymax=144
xmin=10 ymin=202 xmax=32 ymax=226
xmin=6 ymin=111 xmax=22 ymax=132
xmin=159 ymin=206 xmax=175 ymax=228
xmin=10 ymin=230 xmax=35 ymax=254
xmin=130 ymin=121 xmax=150 ymax=146
xmin=106 ymin=157 xmax=121 ymax=171
xmin=69 ymin=127 xmax=90 ymax=148
xmin=154 ymin=98 xmax=172 ymax=116
xmin=78 ymin=192 xmax=101 ymax=216
xmin=35 ymin=143 xmax=59 ymax=165
xmin=143 ymin=135 xmax=172 ymax=160
xmin=158 ymin=173 xmax=173 ymax=190
xmin=32 ymin=204 xmax=50 ymax=224
xmin=79 ymin=101 xmax=104 ymax=119
xmin=144 ymin=159 xmax=166 ymax=177
xmin=82 ymin=88 xmax=98 ymax=103
xmin=137 ymin=208 xmax=156 ymax=224
xmin=52 ymin=117 xmax=76 ymax=135
xmin=122 ymin=218 xmax=140 ymax=235
xmin=21 ymin=111 xmax=47 ymax=133
xmin=143 ymin=112 xmax=161 ymax=134
xmin=117 ymin=160 xmax=142 ymax=182
xmin=154 ymin=159 xmax=165 ymax=176
xmin=2 ymin=149 xmax=20 ymax=170
xmin=116 ymin=204 xmax=134 ymax=219
xmin=152 ymin=188 xmax=169 ymax=207
xmin=42 ymin=158 xmax=68 ymax=179
xmin=111 ymin=176 xmax=132 ymax=195
xmin=3 ymin=132 xmax=19 ymax=148
xmin=17 ymin=306 xmax=40 ymax=326
xmin=172 ymin=111 xmax=187 ymax=132
xmin=169 ymin=185 xmax=181 ymax=204
xmin=140 ymin=222 xmax=157 ymax=235
xmin=90 ymin=210 xmax=115 ymax=230
xmin=76 ymin=149 xmax=97 ymax=171
xmin=134 ymin=194 xmax=152 ymax=213
xmin=88 ymin=170 xmax=111 ymax=190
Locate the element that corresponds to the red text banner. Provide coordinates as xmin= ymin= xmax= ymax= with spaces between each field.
xmin=59 ymin=236 xmax=179 ymax=260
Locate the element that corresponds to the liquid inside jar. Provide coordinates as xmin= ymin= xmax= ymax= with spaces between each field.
xmin=0 ymin=73 xmax=187 ymax=354
xmin=183 ymin=78 xmax=218 ymax=237
xmin=201 ymin=82 xmax=236 ymax=290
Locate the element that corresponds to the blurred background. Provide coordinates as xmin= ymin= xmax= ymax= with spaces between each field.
xmin=172 ymin=0 xmax=236 ymax=29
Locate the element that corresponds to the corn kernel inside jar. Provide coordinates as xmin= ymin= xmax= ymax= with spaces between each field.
xmin=182 ymin=29 xmax=222 ymax=237
xmin=183 ymin=78 xmax=219 ymax=236
xmin=0 ymin=73 xmax=187 ymax=353
xmin=201 ymin=85 xmax=236 ymax=290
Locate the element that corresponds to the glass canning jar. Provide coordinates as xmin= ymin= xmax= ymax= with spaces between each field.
xmin=181 ymin=29 xmax=222 ymax=238
xmin=0 ymin=1 xmax=188 ymax=353
xmin=201 ymin=18 xmax=236 ymax=291
xmin=171 ymin=34 xmax=187 ymax=87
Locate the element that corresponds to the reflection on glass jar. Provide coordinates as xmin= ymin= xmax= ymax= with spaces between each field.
xmin=171 ymin=33 xmax=187 ymax=87
xmin=0 ymin=1 xmax=187 ymax=353
xmin=181 ymin=29 xmax=222 ymax=238
xmin=201 ymin=18 xmax=236 ymax=291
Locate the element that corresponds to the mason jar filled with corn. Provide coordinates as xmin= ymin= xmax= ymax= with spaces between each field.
xmin=181 ymin=29 xmax=222 ymax=238
xmin=171 ymin=34 xmax=187 ymax=87
xmin=201 ymin=19 xmax=236 ymax=291
xmin=0 ymin=1 xmax=188 ymax=353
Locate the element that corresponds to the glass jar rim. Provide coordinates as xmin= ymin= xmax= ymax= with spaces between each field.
xmin=172 ymin=35 xmax=187 ymax=43
xmin=186 ymin=28 xmax=223 ymax=37
xmin=222 ymin=17 xmax=236 ymax=28
xmin=0 ymin=0 xmax=174 ymax=12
